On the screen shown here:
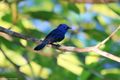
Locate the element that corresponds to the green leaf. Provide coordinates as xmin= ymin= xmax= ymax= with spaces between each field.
xmin=27 ymin=11 xmax=61 ymax=20
xmin=2 ymin=13 xmax=12 ymax=22
xmin=68 ymin=3 xmax=80 ymax=14
xmin=84 ymin=29 xmax=108 ymax=41
xmin=104 ymin=74 xmax=120 ymax=80
xmin=107 ymin=3 xmax=120 ymax=16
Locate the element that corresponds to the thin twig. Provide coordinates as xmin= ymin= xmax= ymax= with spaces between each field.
xmin=10 ymin=0 xmax=18 ymax=25
xmin=0 ymin=48 xmax=26 ymax=79
xmin=0 ymin=48 xmax=19 ymax=68
xmin=95 ymin=25 xmax=120 ymax=48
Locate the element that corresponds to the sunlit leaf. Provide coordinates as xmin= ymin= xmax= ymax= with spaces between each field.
xmin=68 ymin=3 xmax=80 ymax=14
xmin=27 ymin=11 xmax=62 ymax=20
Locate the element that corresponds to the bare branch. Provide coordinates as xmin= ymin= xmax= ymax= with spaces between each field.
xmin=96 ymin=25 xmax=120 ymax=48
xmin=64 ymin=0 xmax=119 ymax=3
xmin=0 ymin=48 xmax=26 ymax=79
xmin=0 ymin=48 xmax=19 ymax=68
xmin=92 ymin=48 xmax=120 ymax=62
xmin=0 ymin=26 xmax=39 ymax=42
xmin=57 ymin=45 xmax=94 ymax=52
xmin=0 ymin=26 xmax=120 ymax=62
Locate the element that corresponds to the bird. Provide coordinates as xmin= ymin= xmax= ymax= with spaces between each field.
xmin=34 ymin=24 xmax=71 ymax=50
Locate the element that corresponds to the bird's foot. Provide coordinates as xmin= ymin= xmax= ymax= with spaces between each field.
xmin=50 ymin=43 xmax=61 ymax=48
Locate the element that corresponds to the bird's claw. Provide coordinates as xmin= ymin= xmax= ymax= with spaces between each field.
xmin=51 ymin=43 xmax=61 ymax=47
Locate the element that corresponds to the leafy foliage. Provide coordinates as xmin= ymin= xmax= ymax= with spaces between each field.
xmin=0 ymin=0 xmax=120 ymax=80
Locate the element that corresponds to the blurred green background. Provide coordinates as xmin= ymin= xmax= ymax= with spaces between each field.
xmin=0 ymin=0 xmax=120 ymax=80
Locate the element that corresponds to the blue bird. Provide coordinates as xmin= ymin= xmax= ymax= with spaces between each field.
xmin=34 ymin=24 xmax=71 ymax=50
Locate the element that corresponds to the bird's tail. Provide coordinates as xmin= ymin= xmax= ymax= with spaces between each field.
xmin=34 ymin=40 xmax=48 ymax=50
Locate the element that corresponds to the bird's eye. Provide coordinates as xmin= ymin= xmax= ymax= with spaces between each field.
xmin=63 ymin=26 xmax=65 ymax=29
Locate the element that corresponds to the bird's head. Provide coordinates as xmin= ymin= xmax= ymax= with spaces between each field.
xmin=57 ymin=24 xmax=71 ymax=31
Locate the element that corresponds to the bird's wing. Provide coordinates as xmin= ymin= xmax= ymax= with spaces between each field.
xmin=44 ymin=29 xmax=64 ymax=43
xmin=45 ymin=29 xmax=58 ymax=39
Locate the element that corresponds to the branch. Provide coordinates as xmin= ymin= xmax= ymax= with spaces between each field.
xmin=0 ymin=48 xmax=26 ymax=79
xmin=0 ymin=26 xmax=120 ymax=62
xmin=64 ymin=0 xmax=119 ymax=3
xmin=0 ymin=48 xmax=19 ymax=68
xmin=0 ymin=26 xmax=40 ymax=42
xmin=95 ymin=25 xmax=120 ymax=48
xmin=92 ymin=48 xmax=120 ymax=62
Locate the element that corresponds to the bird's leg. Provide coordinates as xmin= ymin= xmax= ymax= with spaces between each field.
xmin=50 ymin=43 xmax=61 ymax=47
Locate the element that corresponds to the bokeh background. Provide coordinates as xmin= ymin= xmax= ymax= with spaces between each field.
xmin=0 ymin=0 xmax=120 ymax=80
